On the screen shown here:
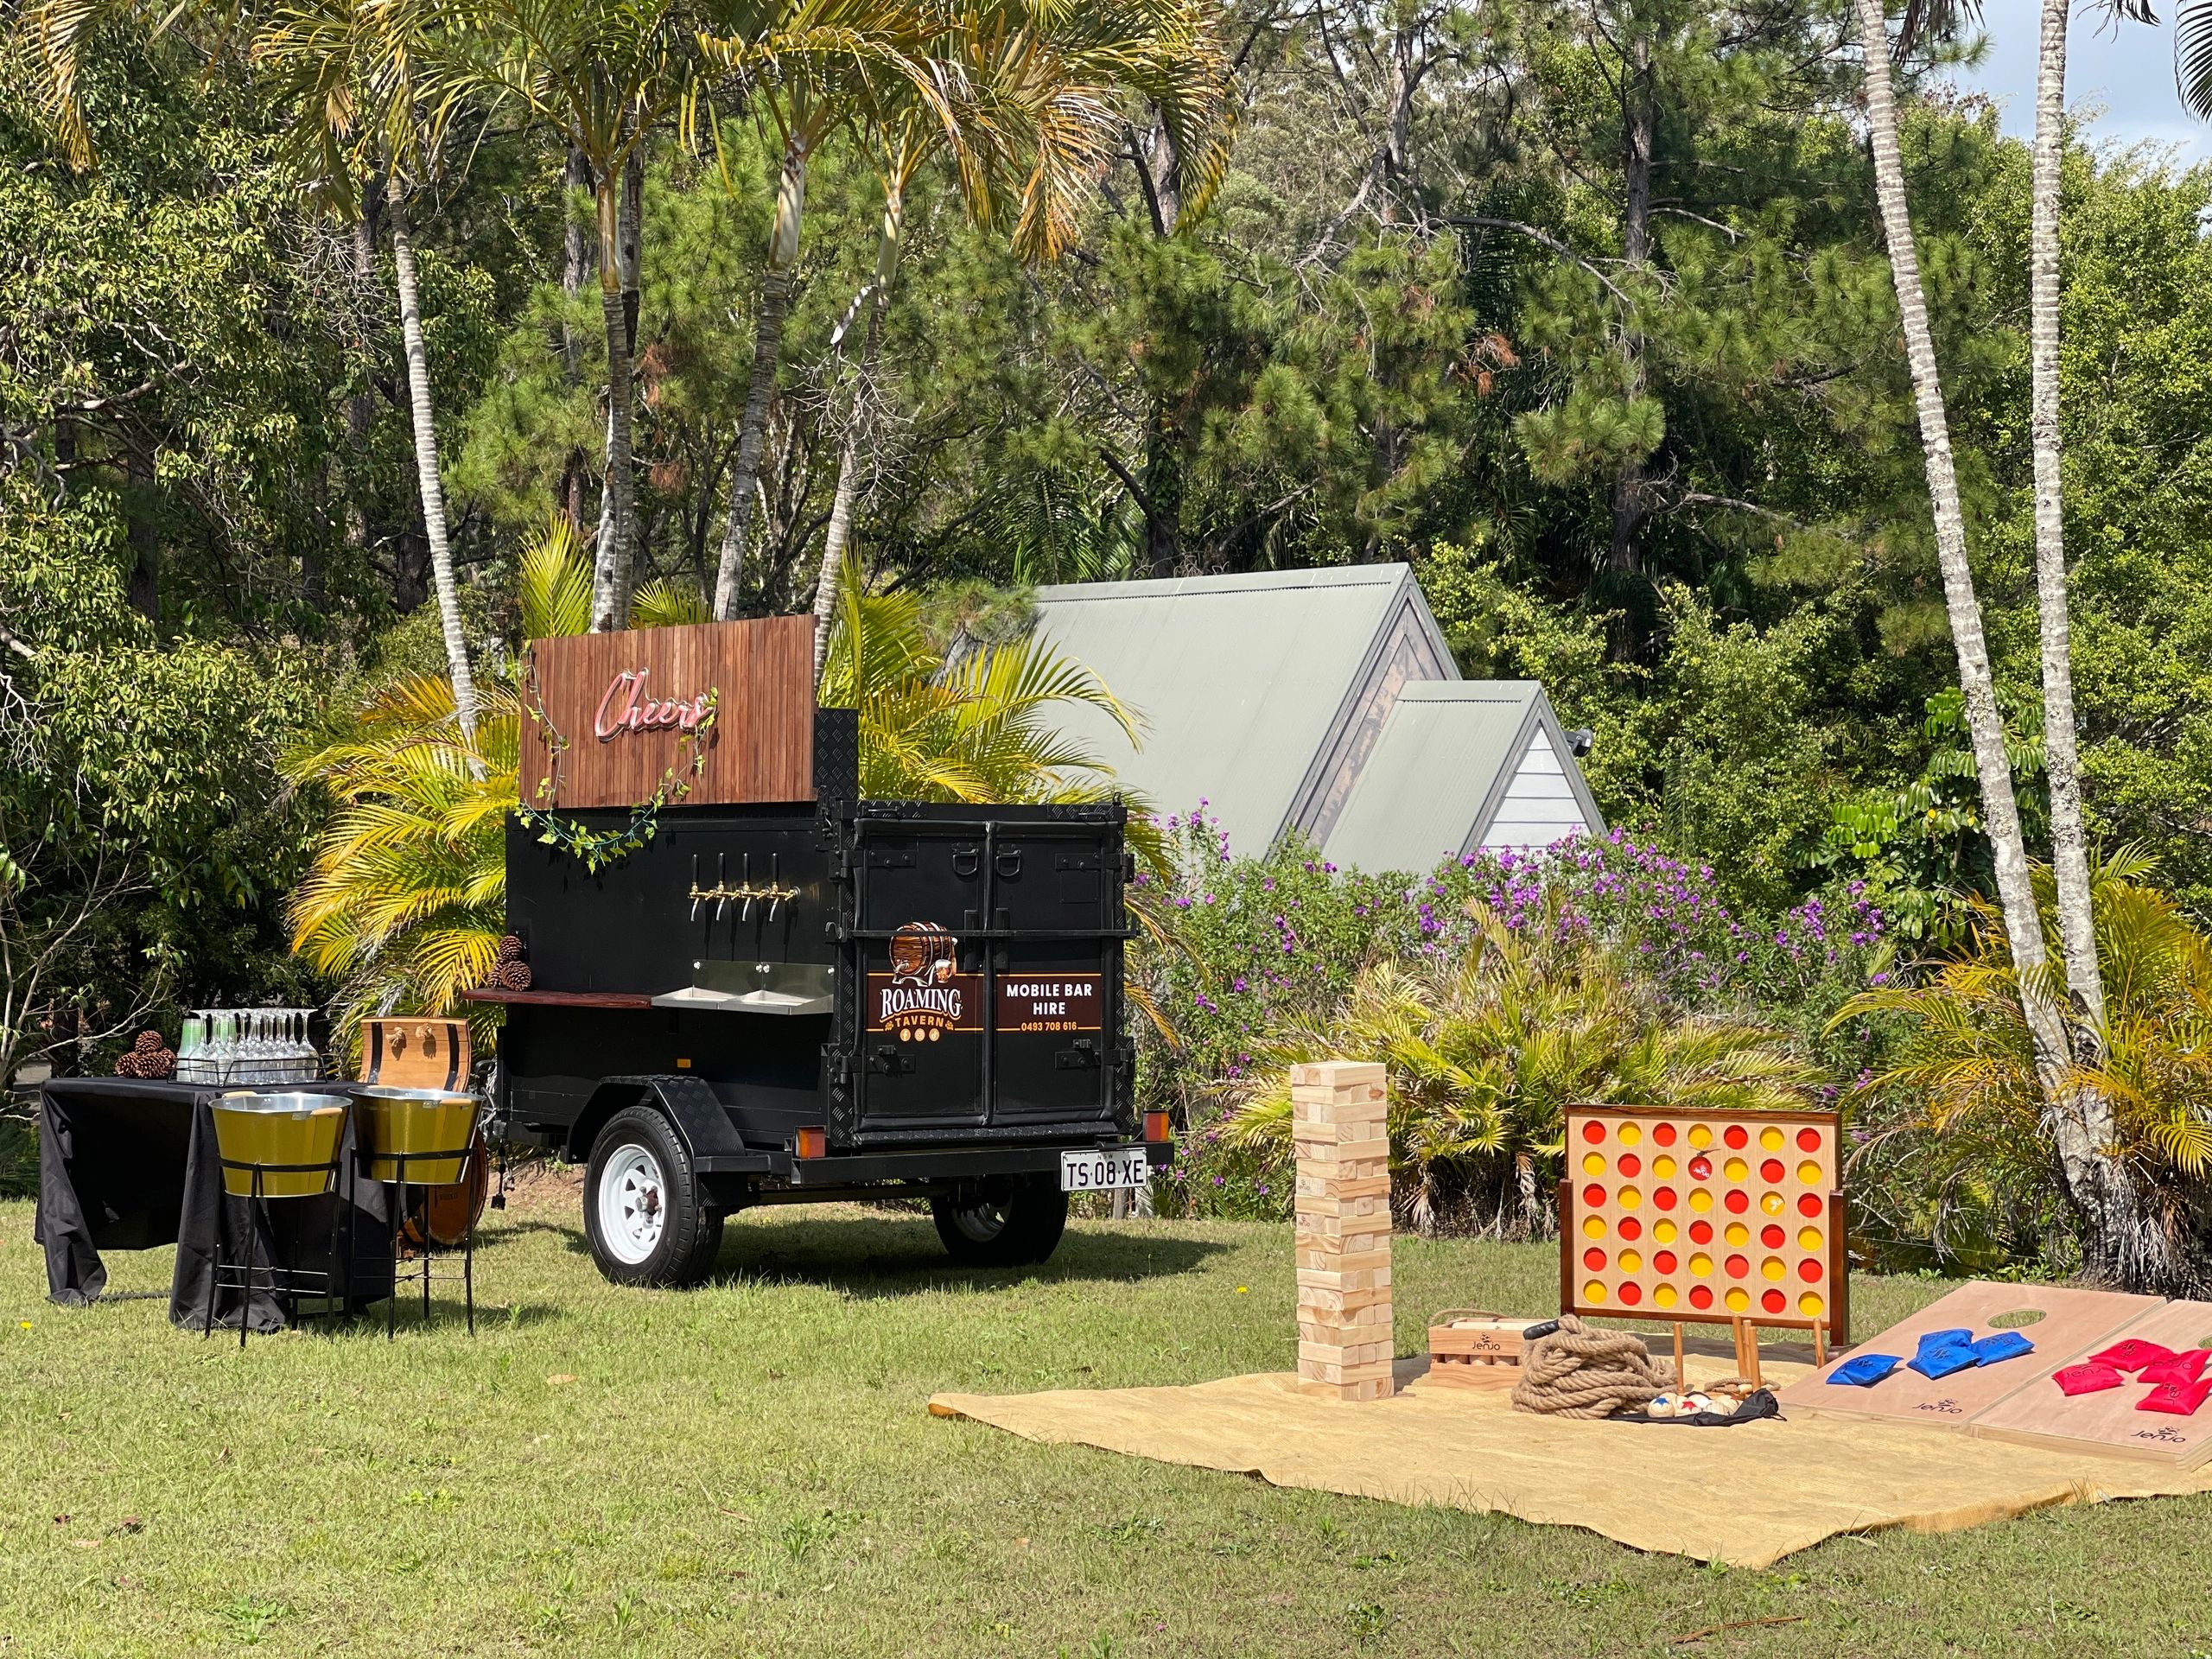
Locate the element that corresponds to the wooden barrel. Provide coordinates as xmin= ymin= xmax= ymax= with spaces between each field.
xmin=404 ymin=1128 xmax=493 ymax=1249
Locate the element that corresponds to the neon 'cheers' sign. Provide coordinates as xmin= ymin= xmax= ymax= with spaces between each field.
xmin=593 ymin=668 xmax=712 ymax=740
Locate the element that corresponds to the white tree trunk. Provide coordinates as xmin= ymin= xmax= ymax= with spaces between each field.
xmin=592 ymin=172 xmax=639 ymax=633
xmin=1857 ymin=0 xmax=2135 ymax=1278
xmin=812 ymin=181 xmax=906 ymax=683
xmin=713 ymin=133 xmax=807 ymax=621
xmin=2031 ymin=0 xmax=2103 ymax=1034
xmin=388 ymin=191 xmax=480 ymax=754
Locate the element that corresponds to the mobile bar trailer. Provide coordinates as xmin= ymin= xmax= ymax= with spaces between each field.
xmin=467 ymin=616 xmax=1168 ymax=1287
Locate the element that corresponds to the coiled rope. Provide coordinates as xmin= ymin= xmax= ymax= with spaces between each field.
xmin=1510 ymin=1314 xmax=1671 ymax=1418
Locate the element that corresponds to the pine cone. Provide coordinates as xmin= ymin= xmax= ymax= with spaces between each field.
xmin=497 ymin=933 xmax=526 ymax=963
xmin=144 ymin=1047 xmax=176 ymax=1079
xmin=135 ymin=1029 xmax=163 ymax=1054
xmin=113 ymin=1052 xmax=142 ymax=1077
xmin=498 ymin=959 xmax=534 ymax=992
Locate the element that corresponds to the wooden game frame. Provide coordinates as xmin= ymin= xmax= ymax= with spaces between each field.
xmin=1558 ymin=1104 xmax=1849 ymax=1375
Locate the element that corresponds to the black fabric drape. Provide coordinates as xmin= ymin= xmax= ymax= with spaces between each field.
xmin=36 ymin=1079 xmax=210 ymax=1305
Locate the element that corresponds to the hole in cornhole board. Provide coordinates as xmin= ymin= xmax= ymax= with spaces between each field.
xmin=1970 ymin=1299 xmax=2212 ymax=1468
xmin=1776 ymin=1280 xmax=2161 ymax=1432
xmin=1988 ymin=1309 xmax=2047 ymax=1330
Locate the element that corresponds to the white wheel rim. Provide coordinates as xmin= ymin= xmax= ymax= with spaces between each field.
xmin=598 ymin=1145 xmax=667 ymax=1265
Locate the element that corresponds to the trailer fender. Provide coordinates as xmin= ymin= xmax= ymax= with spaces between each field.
xmin=565 ymin=1074 xmax=752 ymax=1167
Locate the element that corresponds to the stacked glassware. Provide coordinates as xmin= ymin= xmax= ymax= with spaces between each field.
xmin=175 ymin=1009 xmax=324 ymax=1086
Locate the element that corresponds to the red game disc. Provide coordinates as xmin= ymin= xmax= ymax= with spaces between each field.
xmin=1653 ymin=1122 xmax=1677 ymax=1147
xmin=1797 ymin=1127 xmax=1821 ymax=1152
xmin=1760 ymin=1159 xmax=1785 ymax=1184
xmin=1762 ymin=1288 xmax=1787 ymax=1314
xmin=1584 ymin=1247 xmax=1606 ymax=1271
xmin=1618 ymin=1153 xmax=1642 ymax=1178
xmin=1798 ymin=1258 xmax=1822 ymax=1282
xmin=1724 ymin=1189 xmax=1750 ymax=1214
xmin=1653 ymin=1186 xmax=1677 ymax=1211
xmin=1582 ymin=1121 xmax=1606 ymax=1143
xmin=1618 ymin=1282 xmax=1643 ymax=1306
xmin=1797 ymin=1193 xmax=1822 ymax=1217
xmin=1688 ymin=1285 xmax=1714 ymax=1310
xmin=1618 ymin=1217 xmax=1643 ymax=1241
xmin=1688 ymin=1219 xmax=1713 ymax=1244
xmin=1723 ymin=1124 xmax=1749 ymax=1150
xmin=1654 ymin=1249 xmax=1678 ymax=1274
xmin=1725 ymin=1255 xmax=1749 ymax=1279
xmin=1688 ymin=1154 xmax=1713 ymax=1181
xmin=1583 ymin=1184 xmax=1605 ymax=1208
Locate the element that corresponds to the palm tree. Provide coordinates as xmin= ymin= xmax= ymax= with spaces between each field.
xmin=1218 ymin=898 xmax=1819 ymax=1235
xmin=1849 ymin=0 xmax=2139 ymax=1273
xmin=1840 ymin=851 xmax=2212 ymax=1293
xmin=424 ymin=0 xmax=704 ymax=633
xmin=806 ymin=0 xmax=1234 ymax=681
xmin=700 ymin=0 xmax=976 ymax=620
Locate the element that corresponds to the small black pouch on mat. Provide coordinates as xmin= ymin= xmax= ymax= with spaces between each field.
xmin=1621 ymin=1389 xmax=1783 ymax=1427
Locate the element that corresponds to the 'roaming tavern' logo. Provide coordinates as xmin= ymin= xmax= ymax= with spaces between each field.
xmin=868 ymin=923 xmax=980 ymax=1040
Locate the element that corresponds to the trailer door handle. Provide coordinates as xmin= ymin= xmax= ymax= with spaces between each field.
xmin=1055 ymin=1039 xmax=1100 ymax=1071
xmin=995 ymin=849 xmax=1023 ymax=879
xmin=952 ymin=847 xmax=981 ymax=877
xmin=868 ymin=1044 xmax=912 ymax=1076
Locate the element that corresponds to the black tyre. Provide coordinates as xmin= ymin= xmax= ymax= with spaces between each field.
xmin=931 ymin=1179 xmax=1068 ymax=1267
xmin=583 ymin=1106 xmax=724 ymax=1287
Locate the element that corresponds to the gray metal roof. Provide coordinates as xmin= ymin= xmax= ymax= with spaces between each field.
xmin=1028 ymin=565 xmax=1455 ymax=857
xmin=1319 ymin=682 xmax=1605 ymax=873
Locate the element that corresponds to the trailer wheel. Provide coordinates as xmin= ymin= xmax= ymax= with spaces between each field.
xmin=584 ymin=1106 xmax=724 ymax=1287
xmin=931 ymin=1179 xmax=1067 ymax=1268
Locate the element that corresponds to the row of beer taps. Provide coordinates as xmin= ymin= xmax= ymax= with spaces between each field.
xmin=689 ymin=852 xmax=799 ymax=922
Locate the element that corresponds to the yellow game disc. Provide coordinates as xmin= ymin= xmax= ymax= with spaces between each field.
xmin=1584 ymin=1281 xmax=1608 ymax=1305
xmin=1654 ymin=1154 xmax=1678 ymax=1179
xmin=1725 ymin=1287 xmax=1751 ymax=1313
xmin=1582 ymin=1152 xmax=1605 ymax=1175
xmin=1617 ymin=1185 xmax=1643 ymax=1211
xmin=1799 ymin=1292 xmax=1824 ymax=1318
xmin=1759 ymin=1126 xmax=1785 ymax=1152
xmin=1797 ymin=1160 xmax=1821 ymax=1184
xmin=1654 ymin=1284 xmax=1679 ymax=1309
xmin=1797 ymin=1225 xmax=1822 ymax=1252
xmin=1722 ymin=1156 xmax=1749 ymax=1183
xmin=1760 ymin=1192 xmax=1785 ymax=1216
xmin=1688 ymin=1189 xmax=1714 ymax=1214
xmin=1687 ymin=1123 xmax=1713 ymax=1149
xmin=1761 ymin=1256 xmax=1786 ymax=1281
xmin=1618 ymin=1122 xmax=1642 ymax=1147
xmin=1618 ymin=1249 xmax=1643 ymax=1274
xmin=1583 ymin=1216 xmax=1607 ymax=1239
xmin=1653 ymin=1219 xmax=1679 ymax=1243
xmin=1724 ymin=1221 xmax=1749 ymax=1247
xmin=1688 ymin=1252 xmax=1713 ymax=1276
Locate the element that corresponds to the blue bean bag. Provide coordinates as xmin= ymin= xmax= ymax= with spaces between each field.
xmin=1827 ymin=1352 xmax=1902 ymax=1388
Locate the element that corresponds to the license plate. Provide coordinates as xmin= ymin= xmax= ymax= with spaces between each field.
xmin=1059 ymin=1147 xmax=1149 ymax=1192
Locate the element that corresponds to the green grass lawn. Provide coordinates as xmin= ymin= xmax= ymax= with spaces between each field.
xmin=3 ymin=1177 xmax=2207 ymax=1658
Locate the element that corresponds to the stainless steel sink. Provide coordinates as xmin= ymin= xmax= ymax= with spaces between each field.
xmin=651 ymin=959 xmax=835 ymax=1016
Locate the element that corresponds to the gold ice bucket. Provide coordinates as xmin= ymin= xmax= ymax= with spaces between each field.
xmin=211 ymin=1092 xmax=350 ymax=1198
xmin=346 ymin=1085 xmax=481 ymax=1185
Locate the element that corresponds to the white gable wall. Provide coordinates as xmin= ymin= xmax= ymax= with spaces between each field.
xmin=1478 ymin=728 xmax=1594 ymax=854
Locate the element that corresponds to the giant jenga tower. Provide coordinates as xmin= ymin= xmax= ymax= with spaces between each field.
xmin=1293 ymin=1060 xmax=1394 ymax=1401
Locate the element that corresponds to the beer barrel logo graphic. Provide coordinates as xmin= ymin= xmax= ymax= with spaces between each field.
xmin=887 ymin=921 xmax=957 ymax=986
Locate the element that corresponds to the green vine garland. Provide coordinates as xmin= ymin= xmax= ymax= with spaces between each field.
xmin=518 ymin=659 xmax=720 ymax=873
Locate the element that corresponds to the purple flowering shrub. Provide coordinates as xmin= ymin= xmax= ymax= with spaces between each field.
xmin=1135 ymin=808 xmax=1893 ymax=1223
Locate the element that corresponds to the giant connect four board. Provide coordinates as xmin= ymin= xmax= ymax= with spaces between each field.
xmin=1560 ymin=1105 xmax=1848 ymax=1340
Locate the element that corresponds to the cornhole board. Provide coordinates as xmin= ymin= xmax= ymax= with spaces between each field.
xmin=1970 ymin=1300 xmax=2212 ymax=1468
xmin=1777 ymin=1280 xmax=2160 ymax=1432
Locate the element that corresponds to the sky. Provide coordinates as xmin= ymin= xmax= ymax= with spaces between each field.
xmin=1948 ymin=6 xmax=2210 ymax=167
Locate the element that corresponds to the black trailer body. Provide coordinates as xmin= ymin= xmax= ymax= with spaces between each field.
xmin=486 ymin=795 xmax=1162 ymax=1284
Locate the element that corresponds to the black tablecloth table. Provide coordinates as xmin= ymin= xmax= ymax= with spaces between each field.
xmin=37 ymin=1079 xmax=395 ymax=1330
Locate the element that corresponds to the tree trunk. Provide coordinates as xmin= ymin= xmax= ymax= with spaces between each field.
xmin=713 ymin=133 xmax=807 ymax=620
xmin=124 ymin=443 xmax=158 ymax=622
xmin=1854 ymin=0 xmax=2132 ymax=1268
xmin=560 ymin=144 xmax=594 ymax=526
xmin=592 ymin=170 xmax=639 ymax=633
xmin=388 ymin=188 xmax=481 ymax=752
xmin=346 ymin=210 xmax=380 ymax=563
xmin=812 ymin=180 xmax=906 ymax=683
xmin=2031 ymin=0 xmax=2102 ymax=1035
xmin=1606 ymin=25 xmax=1655 ymax=657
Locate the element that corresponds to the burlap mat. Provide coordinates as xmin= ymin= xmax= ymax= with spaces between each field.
xmin=928 ymin=1350 xmax=2212 ymax=1568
